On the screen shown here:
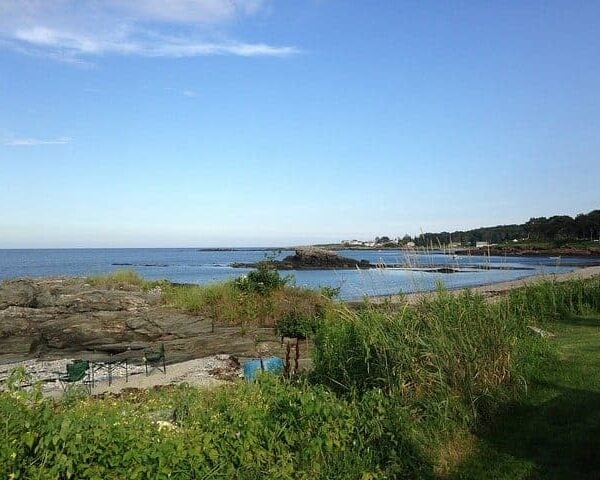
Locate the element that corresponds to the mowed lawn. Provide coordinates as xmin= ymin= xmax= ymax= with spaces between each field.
xmin=452 ymin=313 xmax=600 ymax=479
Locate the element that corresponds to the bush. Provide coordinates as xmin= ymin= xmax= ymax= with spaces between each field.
xmin=276 ymin=310 xmax=321 ymax=339
xmin=235 ymin=262 xmax=289 ymax=295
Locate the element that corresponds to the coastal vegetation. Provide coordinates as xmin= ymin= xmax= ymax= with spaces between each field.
xmin=87 ymin=268 xmax=164 ymax=290
xmin=2 ymin=275 xmax=599 ymax=478
xmin=88 ymin=266 xmax=332 ymax=329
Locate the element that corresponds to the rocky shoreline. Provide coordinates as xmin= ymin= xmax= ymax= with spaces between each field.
xmin=0 ymin=277 xmax=283 ymax=364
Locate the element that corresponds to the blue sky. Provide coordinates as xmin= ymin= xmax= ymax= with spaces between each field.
xmin=1 ymin=1 xmax=599 ymax=248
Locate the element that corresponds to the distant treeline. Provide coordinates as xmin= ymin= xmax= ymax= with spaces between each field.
xmin=398 ymin=209 xmax=600 ymax=247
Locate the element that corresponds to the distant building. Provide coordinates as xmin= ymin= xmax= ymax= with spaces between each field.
xmin=342 ymin=240 xmax=364 ymax=246
xmin=476 ymin=241 xmax=490 ymax=248
xmin=405 ymin=241 xmax=416 ymax=248
xmin=341 ymin=239 xmax=375 ymax=247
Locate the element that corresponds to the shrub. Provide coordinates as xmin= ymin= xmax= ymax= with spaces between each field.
xmin=235 ymin=262 xmax=290 ymax=295
xmin=276 ymin=310 xmax=320 ymax=339
xmin=4 ymin=279 xmax=599 ymax=478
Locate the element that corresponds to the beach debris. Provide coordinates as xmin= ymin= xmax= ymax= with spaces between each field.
xmin=208 ymin=355 xmax=242 ymax=381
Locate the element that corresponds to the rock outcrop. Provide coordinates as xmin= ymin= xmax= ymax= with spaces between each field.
xmin=232 ymin=247 xmax=371 ymax=270
xmin=0 ymin=277 xmax=280 ymax=363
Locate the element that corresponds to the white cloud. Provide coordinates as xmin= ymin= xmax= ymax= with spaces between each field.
xmin=4 ymin=136 xmax=72 ymax=146
xmin=0 ymin=0 xmax=298 ymax=60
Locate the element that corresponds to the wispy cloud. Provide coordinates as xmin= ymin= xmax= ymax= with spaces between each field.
xmin=4 ymin=136 xmax=72 ymax=147
xmin=165 ymin=87 xmax=199 ymax=98
xmin=182 ymin=90 xmax=198 ymax=98
xmin=0 ymin=1 xmax=298 ymax=61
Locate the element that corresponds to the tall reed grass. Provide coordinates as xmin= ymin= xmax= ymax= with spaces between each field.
xmin=313 ymin=292 xmax=530 ymax=424
xmin=162 ymin=280 xmax=329 ymax=328
xmin=507 ymin=277 xmax=600 ymax=320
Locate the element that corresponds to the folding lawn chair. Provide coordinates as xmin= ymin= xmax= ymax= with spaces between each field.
xmin=54 ymin=360 xmax=92 ymax=392
xmin=144 ymin=343 xmax=166 ymax=375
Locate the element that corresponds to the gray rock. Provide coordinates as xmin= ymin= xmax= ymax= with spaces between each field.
xmin=232 ymin=246 xmax=372 ymax=270
xmin=0 ymin=277 xmax=283 ymax=364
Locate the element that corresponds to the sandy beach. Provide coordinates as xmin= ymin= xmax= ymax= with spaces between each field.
xmin=363 ymin=264 xmax=600 ymax=305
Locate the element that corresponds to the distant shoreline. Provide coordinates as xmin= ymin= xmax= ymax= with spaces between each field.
xmin=315 ymin=244 xmax=600 ymax=258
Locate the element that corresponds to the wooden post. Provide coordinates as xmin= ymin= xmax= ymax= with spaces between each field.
xmin=284 ymin=342 xmax=292 ymax=378
xmin=294 ymin=338 xmax=300 ymax=376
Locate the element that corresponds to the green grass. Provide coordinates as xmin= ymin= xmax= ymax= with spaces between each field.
xmin=450 ymin=313 xmax=600 ymax=479
xmin=87 ymin=269 xmax=163 ymax=290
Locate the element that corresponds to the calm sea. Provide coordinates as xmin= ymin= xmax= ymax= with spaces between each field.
xmin=0 ymin=248 xmax=595 ymax=300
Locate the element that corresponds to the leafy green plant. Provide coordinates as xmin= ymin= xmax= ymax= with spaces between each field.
xmin=276 ymin=310 xmax=319 ymax=339
xmin=235 ymin=262 xmax=290 ymax=295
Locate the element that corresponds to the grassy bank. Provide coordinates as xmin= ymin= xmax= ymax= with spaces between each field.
xmin=88 ymin=267 xmax=332 ymax=329
xmin=453 ymin=311 xmax=600 ymax=479
xmin=2 ymin=277 xmax=599 ymax=478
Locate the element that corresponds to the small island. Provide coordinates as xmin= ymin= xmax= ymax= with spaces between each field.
xmin=232 ymin=247 xmax=372 ymax=270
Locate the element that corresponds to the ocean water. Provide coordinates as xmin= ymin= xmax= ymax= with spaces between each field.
xmin=0 ymin=248 xmax=596 ymax=300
